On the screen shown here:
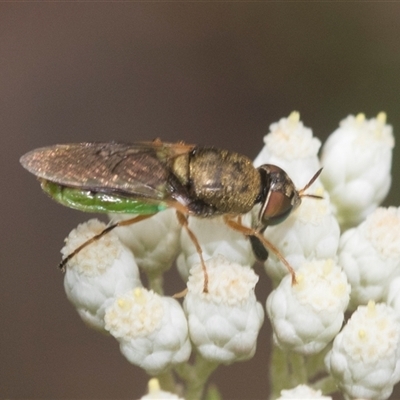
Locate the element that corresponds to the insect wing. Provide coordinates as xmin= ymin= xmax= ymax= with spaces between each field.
xmin=20 ymin=142 xmax=191 ymax=201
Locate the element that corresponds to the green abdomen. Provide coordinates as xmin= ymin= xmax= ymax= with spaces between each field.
xmin=41 ymin=180 xmax=167 ymax=214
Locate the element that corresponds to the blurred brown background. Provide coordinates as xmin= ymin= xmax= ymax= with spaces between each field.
xmin=2 ymin=4 xmax=400 ymax=399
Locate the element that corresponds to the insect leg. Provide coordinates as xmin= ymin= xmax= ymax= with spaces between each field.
xmin=223 ymin=216 xmax=297 ymax=285
xmin=59 ymin=214 xmax=157 ymax=271
xmin=175 ymin=211 xmax=209 ymax=293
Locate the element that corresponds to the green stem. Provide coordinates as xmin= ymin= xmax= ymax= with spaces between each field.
xmin=175 ymin=354 xmax=219 ymax=400
xmin=204 ymin=384 xmax=223 ymax=400
xmin=304 ymin=346 xmax=330 ymax=380
xmin=269 ymin=346 xmax=311 ymax=399
xmin=146 ymin=271 xmax=164 ymax=295
xmin=269 ymin=346 xmax=289 ymax=400
xmin=156 ymin=370 xmax=177 ymax=394
xmin=288 ymin=352 xmax=307 ymax=387
xmin=312 ymin=375 xmax=338 ymax=396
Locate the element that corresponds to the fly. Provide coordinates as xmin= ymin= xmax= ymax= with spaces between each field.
xmin=20 ymin=140 xmax=322 ymax=292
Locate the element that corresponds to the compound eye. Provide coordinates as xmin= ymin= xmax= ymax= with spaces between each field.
xmin=261 ymin=190 xmax=294 ymax=226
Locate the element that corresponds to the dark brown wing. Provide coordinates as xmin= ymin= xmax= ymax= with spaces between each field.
xmin=20 ymin=142 xmax=194 ymax=200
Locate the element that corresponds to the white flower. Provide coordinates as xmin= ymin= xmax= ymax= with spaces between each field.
xmin=176 ymin=215 xmax=255 ymax=281
xmin=325 ymin=301 xmax=400 ymax=400
xmin=50 ymin=112 xmax=400 ymax=400
xmin=109 ymin=209 xmax=181 ymax=273
xmin=253 ymin=111 xmax=321 ymax=187
xmin=267 ymin=259 xmax=350 ymax=355
xmin=339 ymin=207 xmax=400 ymax=309
xmin=62 ymin=219 xmax=141 ymax=331
xmin=104 ymin=287 xmax=191 ymax=376
xmin=277 ymin=384 xmax=332 ymax=399
xmin=264 ymin=194 xmax=340 ymax=282
xmin=386 ymin=277 xmax=400 ymax=319
xmin=320 ymin=112 xmax=394 ymax=229
xmin=140 ymin=378 xmax=184 ymax=400
xmin=184 ymin=255 xmax=264 ymax=363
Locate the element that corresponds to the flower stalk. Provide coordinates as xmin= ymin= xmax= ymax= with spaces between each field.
xmin=175 ymin=354 xmax=219 ymax=400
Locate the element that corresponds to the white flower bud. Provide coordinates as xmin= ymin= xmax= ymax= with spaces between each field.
xmin=267 ymin=260 xmax=350 ymax=355
xmin=277 ymin=384 xmax=332 ymax=399
xmin=253 ymin=111 xmax=321 ymax=187
xmin=386 ymin=276 xmax=400 ymax=318
xmin=320 ymin=113 xmax=394 ymax=229
xmin=325 ymin=302 xmax=400 ymax=400
xmin=264 ymin=194 xmax=340 ymax=282
xmin=140 ymin=378 xmax=184 ymax=400
xmin=62 ymin=219 xmax=141 ymax=331
xmin=176 ymin=215 xmax=255 ymax=280
xmin=339 ymin=207 xmax=400 ymax=309
xmin=184 ymin=255 xmax=264 ymax=363
xmin=104 ymin=288 xmax=191 ymax=376
xmin=109 ymin=209 xmax=181 ymax=273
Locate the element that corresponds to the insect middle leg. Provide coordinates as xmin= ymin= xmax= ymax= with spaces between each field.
xmin=59 ymin=214 xmax=157 ymax=271
xmin=223 ymin=215 xmax=297 ymax=285
xmin=175 ymin=211 xmax=209 ymax=293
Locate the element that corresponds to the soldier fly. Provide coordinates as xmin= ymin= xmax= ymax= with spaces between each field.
xmin=20 ymin=141 xmax=322 ymax=291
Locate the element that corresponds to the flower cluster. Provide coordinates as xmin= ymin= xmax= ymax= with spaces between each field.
xmin=60 ymin=112 xmax=400 ymax=399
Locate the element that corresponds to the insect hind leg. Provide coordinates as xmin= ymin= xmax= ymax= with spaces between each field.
xmin=59 ymin=214 xmax=157 ymax=271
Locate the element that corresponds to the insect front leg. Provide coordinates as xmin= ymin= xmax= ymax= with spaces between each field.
xmin=223 ymin=215 xmax=297 ymax=285
xmin=59 ymin=214 xmax=157 ymax=271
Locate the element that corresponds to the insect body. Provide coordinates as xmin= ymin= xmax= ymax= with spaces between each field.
xmin=20 ymin=141 xmax=322 ymax=290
